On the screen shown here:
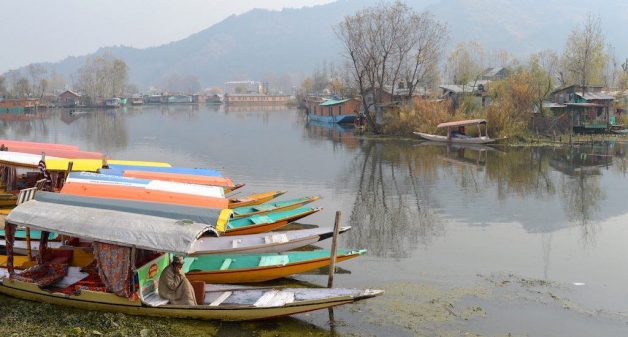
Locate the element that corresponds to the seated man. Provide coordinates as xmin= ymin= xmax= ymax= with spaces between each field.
xmin=158 ymin=256 xmax=197 ymax=305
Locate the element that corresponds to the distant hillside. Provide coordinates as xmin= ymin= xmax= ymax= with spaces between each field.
xmin=9 ymin=0 xmax=628 ymax=88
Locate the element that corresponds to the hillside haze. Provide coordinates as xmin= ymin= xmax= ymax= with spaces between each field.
xmin=11 ymin=0 xmax=628 ymax=89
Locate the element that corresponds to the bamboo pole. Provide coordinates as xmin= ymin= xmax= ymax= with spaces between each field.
xmin=327 ymin=211 xmax=341 ymax=288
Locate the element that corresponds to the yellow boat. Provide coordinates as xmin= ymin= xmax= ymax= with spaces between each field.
xmin=106 ymin=160 xmax=172 ymax=168
xmin=228 ymin=190 xmax=287 ymax=208
xmin=0 ymin=199 xmax=383 ymax=321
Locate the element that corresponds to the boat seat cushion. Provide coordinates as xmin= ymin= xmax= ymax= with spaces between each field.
xmin=219 ymin=259 xmax=233 ymax=270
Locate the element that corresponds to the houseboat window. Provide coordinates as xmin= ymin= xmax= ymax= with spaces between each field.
xmin=339 ymin=105 xmax=343 ymax=115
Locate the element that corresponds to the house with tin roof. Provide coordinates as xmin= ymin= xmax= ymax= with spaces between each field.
xmin=548 ymin=85 xmax=616 ymax=133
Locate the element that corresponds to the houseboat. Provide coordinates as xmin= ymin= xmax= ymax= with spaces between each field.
xmin=104 ymin=98 xmax=121 ymax=108
xmin=130 ymin=95 xmax=144 ymax=105
xmin=223 ymin=94 xmax=290 ymax=105
xmin=306 ymin=98 xmax=359 ymax=124
xmin=168 ymin=95 xmax=193 ymax=104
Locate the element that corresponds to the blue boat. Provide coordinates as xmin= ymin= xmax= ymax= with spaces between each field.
xmin=307 ymin=113 xmax=356 ymax=124
xmin=104 ymin=164 xmax=222 ymax=177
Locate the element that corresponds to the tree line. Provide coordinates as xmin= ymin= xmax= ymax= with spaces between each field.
xmin=298 ymin=1 xmax=627 ymax=135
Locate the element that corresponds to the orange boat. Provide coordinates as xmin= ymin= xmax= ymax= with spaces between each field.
xmin=4 ymin=146 xmax=104 ymax=159
xmin=0 ymin=140 xmax=79 ymax=151
xmin=60 ymin=182 xmax=285 ymax=209
xmin=117 ymin=170 xmax=239 ymax=190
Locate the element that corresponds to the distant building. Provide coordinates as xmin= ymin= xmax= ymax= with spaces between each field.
xmin=0 ymin=98 xmax=40 ymax=113
xmin=223 ymin=93 xmax=290 ymax=105
xmin=480 ymin=67 xmax=510 ymax=81
xmin=224 ymin=81 xmax=264 ymax=95
xmin=58 ymin=90 xmax=82 ymax=108
xmin=548 ymin=85 xmax=615 ymax=133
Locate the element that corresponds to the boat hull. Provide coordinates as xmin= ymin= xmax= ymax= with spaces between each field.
xmin=307 ymin=114 xmax=356 ymax=124
xmin=224 ymin=208 xmax=320 ymax=236
xmin=186 ymin=252 xmax=361 ymax=283
xmin=0 ymin=279 xmax=371 ymax=321
xmin=228 ymin=191 xmax=286 ymax=208
xmin=413 ymin=132 xmax=497 ymax=144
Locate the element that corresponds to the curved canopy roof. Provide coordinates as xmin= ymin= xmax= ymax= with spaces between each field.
xmin=437 ymin=119 xmax=487 ymax=128
xmin=7 ymin=199 xmax=216 ymax=255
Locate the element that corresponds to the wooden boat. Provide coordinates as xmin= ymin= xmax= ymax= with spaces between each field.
xmin=230 ymin=196 xmax=320 ymax=219
xmin=1 ymin=192 xmax=346 ymax=256
xmin=27 ymin=192 xmax=316 ymax=238
xmin=222 ymin=207 xmax=320 ymax=235
xmin=184 ymin=249 xmax=365 ymax=283
xmin=0 ymin=200 xmax=380 ymax=321
xmin=0 ymin=140 xmax=79 ymax=151
xmin=66 ymin=172 xmax=226 ymax=198
xmin=414 ymin=119 xmax=501 ymax=144
xmin=60 ymin=181 xmax=284 ymax=209
xmin=106 ymin=164 xmax=222 ymax=178
xmin=106 ymin=160 xmax=172 ymax=168
xmin=99 ymin=168 xmax=241 ymax=192
xmin=0 ymin=146 xmax=104 ymax=159
xmin=228 ymin=190 xmax=287 ymax=208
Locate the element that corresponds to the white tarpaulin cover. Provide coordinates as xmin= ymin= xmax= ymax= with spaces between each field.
xmin=6 ymin=199 xmax=215 ymax=255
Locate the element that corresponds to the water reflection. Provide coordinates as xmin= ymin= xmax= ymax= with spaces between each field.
xmin=343 ymin=141 xmax=445 ymax=258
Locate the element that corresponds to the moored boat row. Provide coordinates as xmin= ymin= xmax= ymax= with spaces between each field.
xmin=0 ymin=139 xmax=382 ymax=321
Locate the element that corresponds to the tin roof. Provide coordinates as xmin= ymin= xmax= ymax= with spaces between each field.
xmin=575 ymin=92 xmax=615 ymax=100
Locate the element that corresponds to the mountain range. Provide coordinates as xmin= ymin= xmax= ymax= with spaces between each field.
xmin=7 ymin=0 xmax=628 ymax=89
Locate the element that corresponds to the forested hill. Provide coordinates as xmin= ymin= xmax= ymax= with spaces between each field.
xmin=10 ymin=0 xmax=627 ymax=88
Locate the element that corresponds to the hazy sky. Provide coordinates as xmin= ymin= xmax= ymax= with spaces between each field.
xmin=0 ymin=0 xmax=334 ymax=72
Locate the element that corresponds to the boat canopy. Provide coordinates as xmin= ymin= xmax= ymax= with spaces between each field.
xmin=6 ymin=199 xmax=217 ymax=255
xmin=34 ymin=191 xmax=222 ymax=226
xmin=437 ymin=119 xmax=488 ymax=128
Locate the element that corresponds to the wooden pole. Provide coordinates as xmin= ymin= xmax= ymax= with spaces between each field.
xmin=327 ymin=211 xmax=341 ymax=288
xmin=25 ymin=227 xmax=32 ymax=261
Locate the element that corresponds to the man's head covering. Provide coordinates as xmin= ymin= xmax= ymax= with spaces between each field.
xmin=172 ymin=255 xmax=184 ymax=266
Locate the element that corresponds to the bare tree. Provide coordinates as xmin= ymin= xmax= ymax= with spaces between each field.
xmin=445 ymin=41 xmax=486 ymax=90
xmin=75 ymin=55 xmax=129 ymax=103
xmin=528 ymin=50 xmax=560 ymax=113
xmin=0 ymin=76 xmax=7 ymax=97
xmin=562 ymin=13 xmax=607 ymax=94
xmin=335 ymin=1 xmax=447 ymax=133
xmin=26 ymin=64 xmax=48 ymax=98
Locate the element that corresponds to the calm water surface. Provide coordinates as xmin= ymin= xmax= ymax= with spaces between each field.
xmin=2 ymin=106 xmax=628 ymax=336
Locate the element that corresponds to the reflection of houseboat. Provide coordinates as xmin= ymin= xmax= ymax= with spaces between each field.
xmin=130 ymin=95 xmax=144 ymax=105
xmin=549 ymin=144 xmax=613 ymax=176
xmin=104 ymin=98 xmax=121 ymax=108
xmin=224 ymin=94 xmax=290 ymax=105
xmin=306 ymin=98 xmax=359 ymax=124
xmin=168 ymin=95 xmax=193 ymax=104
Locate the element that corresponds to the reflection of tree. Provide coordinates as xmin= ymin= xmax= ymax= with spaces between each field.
xmin=75 ymin=111 xmax=128 ymax=152
xmin=344 ymin=141 xmax=445 ymax=258
xmin=559 ymin=172 xmax=603 ymax=246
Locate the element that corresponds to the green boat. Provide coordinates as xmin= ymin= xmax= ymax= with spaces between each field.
xmin=223 ymin=206 xmax=320 ymax=235
xmin=184 ymin=249 xmax=366 ymax=283
xmin=230 ymin=196 xmax=320 ymax=218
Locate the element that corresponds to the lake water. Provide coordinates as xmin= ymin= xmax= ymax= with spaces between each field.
xmin=2 ymin=105 xmax=628 ymax=336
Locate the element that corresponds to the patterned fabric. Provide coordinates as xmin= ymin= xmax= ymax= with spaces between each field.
xmin=13 ymin=263 xmax=69 ymax=287
xmin=38 ymin=159 xmax=52 ymax=191
xmin=4 ymin=223 xmax=15 ymax=274
xmin=93 ymin=242 xmax=132 ymax=297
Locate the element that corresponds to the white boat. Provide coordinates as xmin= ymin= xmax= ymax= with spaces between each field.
xmin=414 ymin=119 xmax=501 ymax=144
